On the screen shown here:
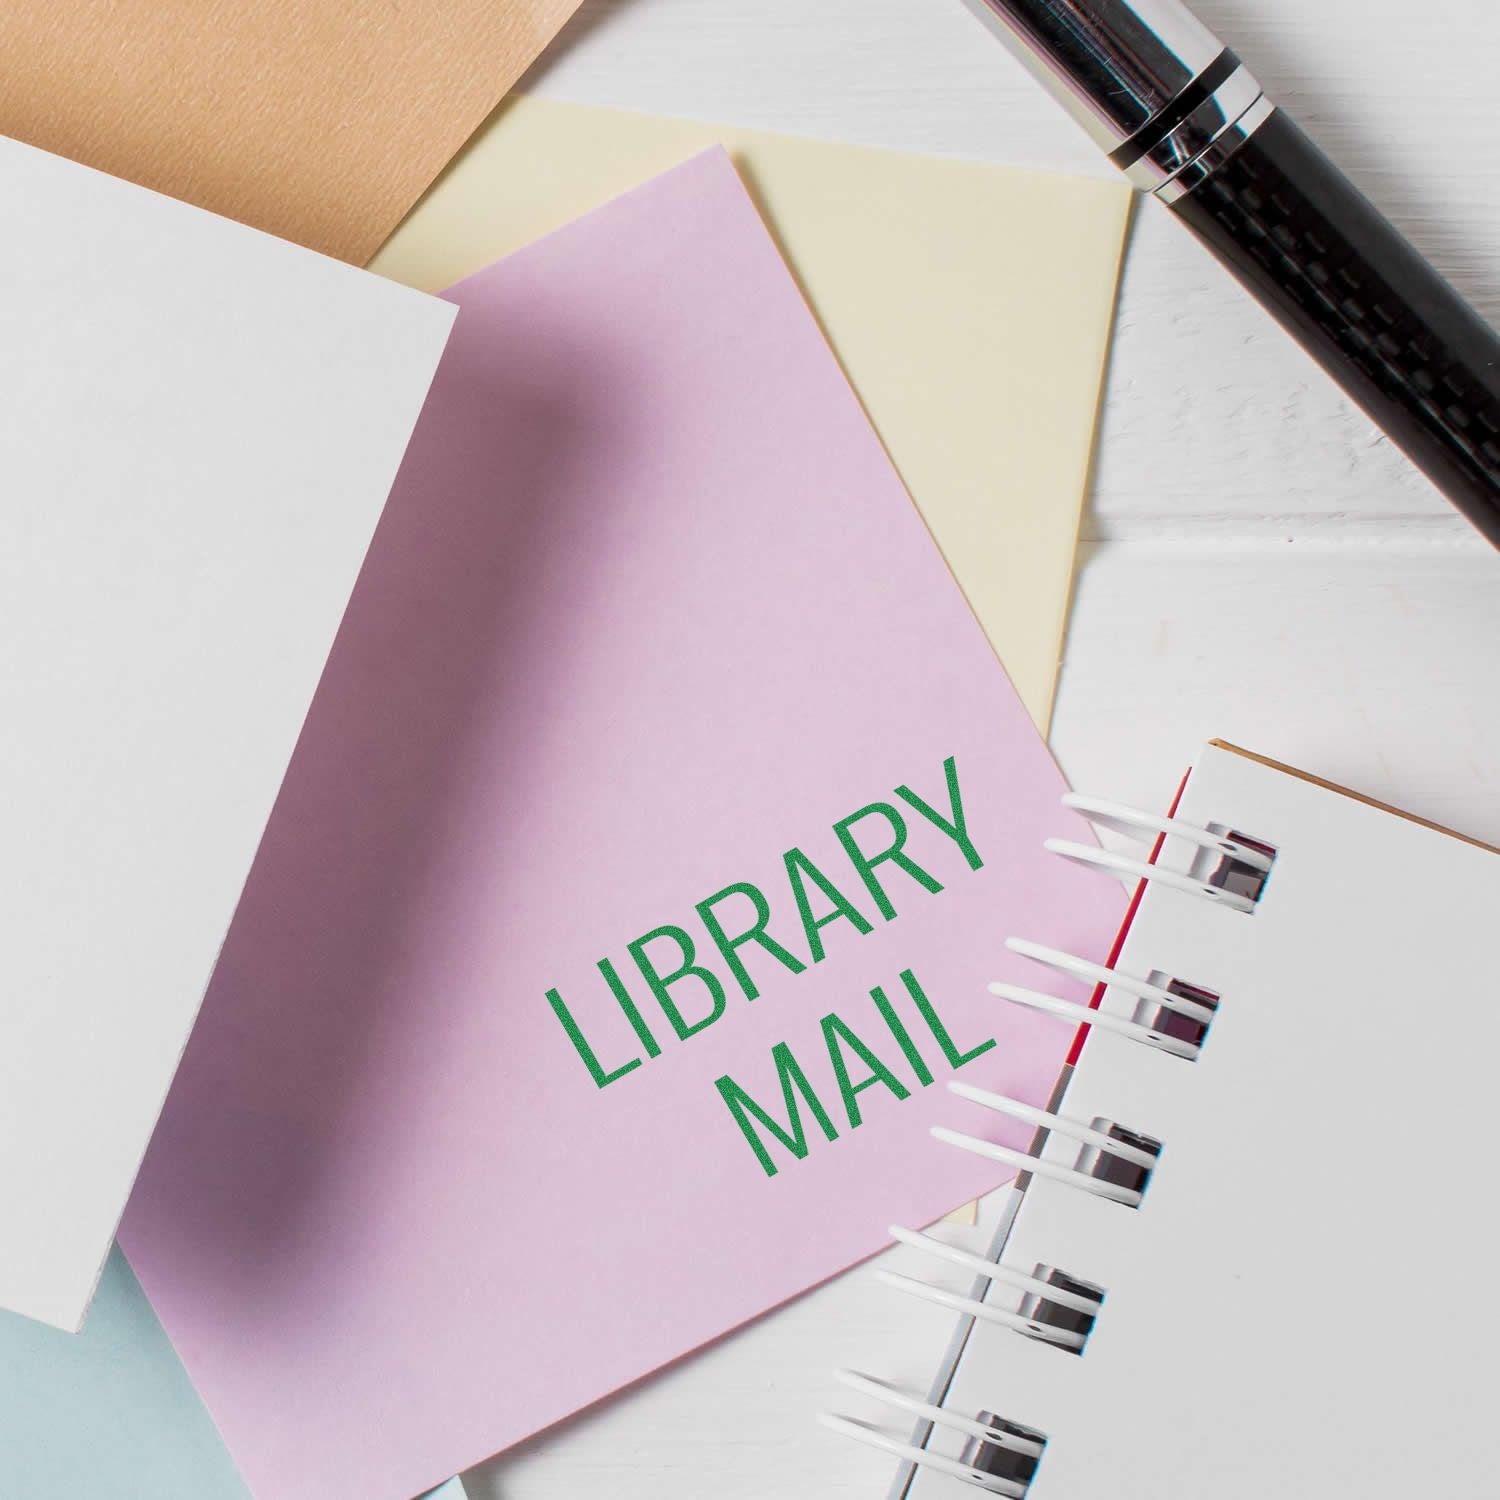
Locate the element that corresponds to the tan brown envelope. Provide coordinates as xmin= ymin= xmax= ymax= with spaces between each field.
xmin=0 ymin=0 xmax=581 ymax=263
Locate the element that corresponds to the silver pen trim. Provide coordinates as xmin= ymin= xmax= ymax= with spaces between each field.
xmin=1155 ymin=94 xmax=1277 ymax=203
xmin=1125 ymin=64 xmax=1271 ymax=195
xmin=960 ymin=0 xmax=1225 ymax=154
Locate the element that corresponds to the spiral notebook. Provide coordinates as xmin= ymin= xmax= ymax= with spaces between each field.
xmin=826 ymin=739 xmax=1500 ymax=1497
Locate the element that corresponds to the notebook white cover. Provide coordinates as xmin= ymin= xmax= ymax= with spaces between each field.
xmin=907 ymin=741 xmax=1500 ymax=1496
xmin=0 ymin=135 xmax=454 ymax=1331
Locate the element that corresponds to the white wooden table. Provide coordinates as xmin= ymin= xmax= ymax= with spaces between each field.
xmin=463 ymin=3 xmax=1500 ymax=1495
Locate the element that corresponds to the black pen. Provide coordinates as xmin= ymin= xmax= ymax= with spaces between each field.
xmin=962 ymin=0 xmax=1500 ymax=548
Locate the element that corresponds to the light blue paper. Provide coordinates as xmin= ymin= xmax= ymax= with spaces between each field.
xmin=0 ymin=1244 xmax=252 ymax=1500
xmin=0 ymin=1244 xmax=472 ymax=1500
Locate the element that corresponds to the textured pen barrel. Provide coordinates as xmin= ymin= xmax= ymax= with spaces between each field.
xmin=963 ymin=0 xmax=1500 ymax=545
xmin=1169 ymin=110 xmax=1500 ymax=546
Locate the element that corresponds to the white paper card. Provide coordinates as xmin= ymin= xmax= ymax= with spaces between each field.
xmin=0 ymin=136 xmax=454 ymax=1331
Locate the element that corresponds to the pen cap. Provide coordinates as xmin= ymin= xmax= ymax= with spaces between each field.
xmin=962 ymin=0 xmax=1267 ymax=192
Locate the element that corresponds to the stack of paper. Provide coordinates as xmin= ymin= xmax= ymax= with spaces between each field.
xmin=0 ymin=49 xmax=1131 ymax=1500
xmin=375 ymin=96 xmax=1130 ymax=730
xmin=118 ymin=147 xmax=1127 ymax=1500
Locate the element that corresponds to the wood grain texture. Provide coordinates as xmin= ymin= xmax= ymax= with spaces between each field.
xmin=448 ymin=2 xmax=1500 ymax=1495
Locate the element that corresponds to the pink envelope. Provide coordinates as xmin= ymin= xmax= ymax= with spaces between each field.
xmin=122 ymin=150 xmax=1124 ymax=1500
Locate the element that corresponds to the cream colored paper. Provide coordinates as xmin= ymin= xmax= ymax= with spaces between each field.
xmin=0 ymin=0 xmax=581 ymax=265
xmin=373 ymin=97 xmax=1130 ymax=730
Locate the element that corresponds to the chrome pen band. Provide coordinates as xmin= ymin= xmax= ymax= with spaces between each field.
xmin=1155 ymin=93 xmax=1276 ymax=203
xmin=1121 ymin=55 xmax=1274 ymax=198
xmin=962 ymin=0 xmax=1225 ymax=152
xmin=962 ymin=0 xmax=1275 ymax=196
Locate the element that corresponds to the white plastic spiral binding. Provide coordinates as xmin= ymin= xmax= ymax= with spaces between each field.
xmin=1044 ymin=792 xmax=1274 ymax=915
xmin=1059 ymin=794 xmax=1274 ymax=872
xmin=821 ymin=793 xmax=1274 ymax=1496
